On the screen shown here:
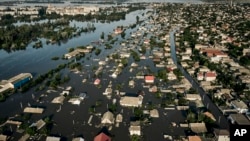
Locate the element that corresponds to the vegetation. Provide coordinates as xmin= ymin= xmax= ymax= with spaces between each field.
xmin=95 ymin=48 xmax=101 ymax=55
xmin=51 ymin=56 xmax=59 ymax=60
xmin=130 ymin=50 xmax=140 ymax=62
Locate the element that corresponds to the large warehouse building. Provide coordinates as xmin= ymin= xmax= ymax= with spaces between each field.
xmin=0 ymin=73 xmax=33 ymax=93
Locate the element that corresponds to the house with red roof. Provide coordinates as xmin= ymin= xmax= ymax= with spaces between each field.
xmin=114 ymin=27 xmax=123 ymax=34
xmin=94 ymin=132 xmax=111 ymax=141
xmin=94 ymin=78 xmax=101 ymax=85
xmin=145 ymin=75 xmax=154 ymax=83
xmin=204 ymin=71 xmax=216 ymax=81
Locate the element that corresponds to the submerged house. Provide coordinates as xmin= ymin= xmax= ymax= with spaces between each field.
xmin=120 ymin=95 xmax=143 ymax=107
xmin=94 ymin=132 xmax=111 ymax=141
xmin=101 ymin=111 xmax=115 ymax=124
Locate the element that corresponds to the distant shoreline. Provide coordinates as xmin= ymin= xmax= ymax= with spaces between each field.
xmin=202 ymin=0 xmax=250 ymax=3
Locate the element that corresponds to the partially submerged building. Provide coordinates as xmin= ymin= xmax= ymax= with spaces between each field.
xmin=120 ymin=95 xmax=143 ymax=107
xmin=0 ymin=73 xmax=32 ymax=93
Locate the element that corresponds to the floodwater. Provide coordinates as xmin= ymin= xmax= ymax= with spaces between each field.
xmin=0 ymin=6 xmax=190 ymax=141
xmin=0 ymin=10 xmax=146 ymax=80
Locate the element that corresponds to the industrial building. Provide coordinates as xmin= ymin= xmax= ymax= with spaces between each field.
xmin=0 ymin=73 xmax=33 ymax=93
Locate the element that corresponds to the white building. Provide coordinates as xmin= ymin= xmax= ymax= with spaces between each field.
xmin=185 ymin=94 xmax=202 ymax=101
xmin=129 ymin=121 xmax=141 ymax=136
xmin=120 ymin=95 xmax=143 ymax=107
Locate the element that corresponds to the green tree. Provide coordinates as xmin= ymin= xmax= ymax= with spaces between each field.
xmin=100 ymin=32 xmax=104 ymax=39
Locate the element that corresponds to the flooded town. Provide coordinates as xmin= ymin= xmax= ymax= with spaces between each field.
xmin=0 ymin=0 xmax=250 ymax=141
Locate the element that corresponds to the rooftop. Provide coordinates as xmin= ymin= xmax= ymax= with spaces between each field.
xmin=8 ymin=73 xmax=32 ymax=84
xmin=231 ymin=100 xmax=248 ymax=109
xmin=229 ymin=114 xmax=250 ymax=125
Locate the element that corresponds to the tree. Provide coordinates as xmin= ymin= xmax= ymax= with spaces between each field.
xmin=121 ymin=58 xmax=128 ymax=67
xmin=136 ymin=16 xmax=140 ymax=23
xmin=178 ymin=98 xmax=188 ymax=106
xmin=100 ymin=32 xmax=104 ymax=39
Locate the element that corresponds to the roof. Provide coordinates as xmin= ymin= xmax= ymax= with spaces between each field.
xmin=94 ymin=79 xmax=101 ymax=85
xmin=129 ymin=125 xmax=141 ymax=131
xmin=46 ymin=136 xmax=61 ymax=141
xmin=101 ymin=111 xmax=114 ymax=124
xmin=198 ymin=72 xmax=203 ymax=77
xmin=51 ymin=96 xmax=65 ymax=104
xmin=150 ymin=109 xmax=159 ymax=118
xmin=213 ymin=128 xmax=229 ymax=136
xmin=72 ymin=137 xmax=85 ymax=141
xmin=205 ymin=72 xmax=216 ymax=77
xmin=185 ymin=94 xmax=201 ymax=100
xmin=36 ymin=119 xmax=46 ymax=130
xmin=145 ymin=75 xmax=154 ymax=81
xmin=23 ymin=107 xmax=44 ymax=114
xmin=188 ymin=136 xmax=201 ymax=141
xmin=19 ymin=134 xmax=30 ymax=141
xmin=0 ymin=134 xmax=7 ymax=141
xmin=229 ymin=114 xmax=250 ymax=125
xmin=120 ymin=96 xmax=143 ymax=107
xmin=231 ymin=100 xmax=248 ymax=109
xmin=203 ymin=112 xmax=216 ymax=121
xmin=8 ymin=73 xmax=32 ymax=84
xmin=94 ymin=132 xmax=111 ymax=141
xmin=189 ymin=123 xmax=207 ymax=133
xmin=116 ymin=114 xmax=123 ymax=122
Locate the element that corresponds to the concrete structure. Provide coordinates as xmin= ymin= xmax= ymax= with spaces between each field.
xmin=120 ymin=95 xmax=143 ymax=107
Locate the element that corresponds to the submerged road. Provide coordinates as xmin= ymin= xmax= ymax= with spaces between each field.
xmin=170 ymin=30 xmax=229 ymax=130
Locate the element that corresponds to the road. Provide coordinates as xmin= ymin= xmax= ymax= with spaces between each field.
xmin=170 ymin=30 xmax=229 ymax=130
